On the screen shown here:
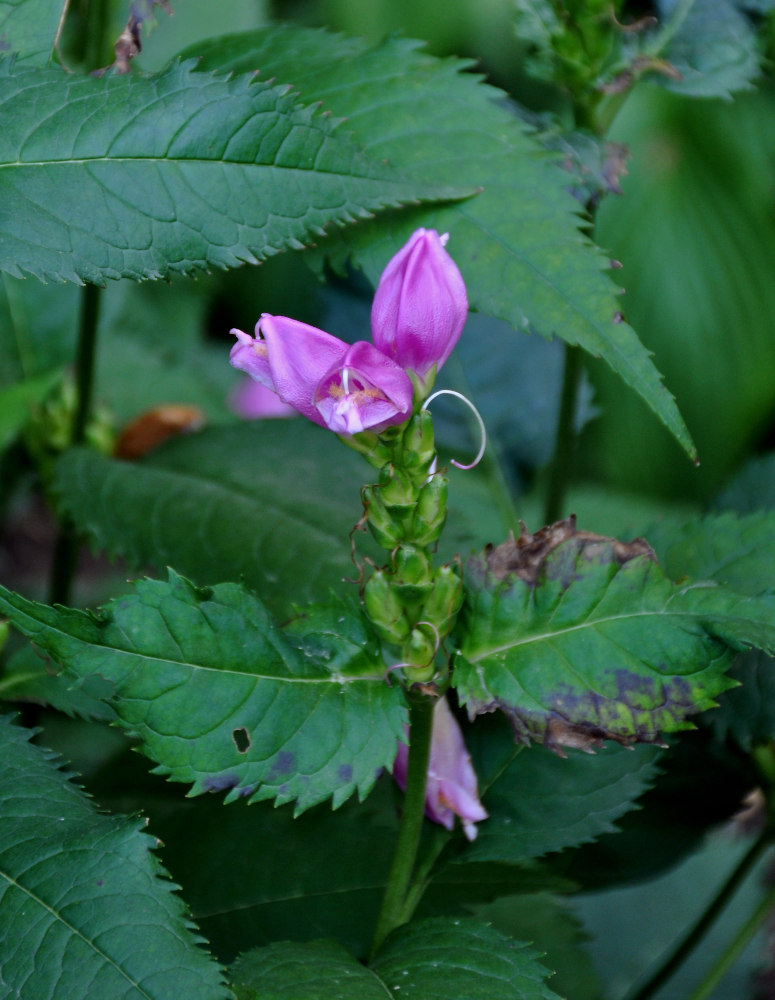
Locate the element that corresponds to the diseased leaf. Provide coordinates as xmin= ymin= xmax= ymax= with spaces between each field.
xmin=453 ymin=518 xmax=742 ymax=750
xmin=230 ymin=918 xmax=561 ymax=1000
xmin=0 ymin=715 xmax=229 ymax=1000
xmin=0 ymin=577 xmax=407 ymax=812
xmin=0 ymin=59 xmax=467 ymax=284
xmin=0 ymin=0 xmax=66 ymax=65
xmin=189 ymin=26 xmax=695 ymax=459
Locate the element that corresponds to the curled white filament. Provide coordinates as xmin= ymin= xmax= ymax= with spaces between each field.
xmin=422 ymin=389 xmax=487 ymax=470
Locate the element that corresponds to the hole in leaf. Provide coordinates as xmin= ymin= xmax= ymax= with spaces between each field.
xmin=232 ymin=727 xmax=251 ymax=754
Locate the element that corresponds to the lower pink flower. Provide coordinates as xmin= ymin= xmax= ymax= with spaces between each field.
xmin=393 ymin=695 xmax=488 ymax=841
xmin=229 ymin=315 xmax=413 ymax=436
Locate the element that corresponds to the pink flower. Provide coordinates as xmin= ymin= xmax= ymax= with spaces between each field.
xmin=371 ymin=229 xmax=467 ymax=390
xmin=228 ymin=230 xmax=468 ymax=431
xmin=393 ymin=696 xmax=488 ymax=841
xmin=230 ymin=317 xmax=413 ymax=435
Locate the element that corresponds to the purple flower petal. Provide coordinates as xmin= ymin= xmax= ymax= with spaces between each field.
xmin=371 ymin=229 xmax=468 ymax=385
xmin=315 ymin=341 xmax=414 ymax=435
xmin=392 ymin=695 xmax=487 ymax=841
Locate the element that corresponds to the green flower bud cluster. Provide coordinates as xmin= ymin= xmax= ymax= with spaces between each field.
xmin=23 ymin=375 xmax=115 ymax=486
xmin=359 ymin=412 xmax=463 ymax=685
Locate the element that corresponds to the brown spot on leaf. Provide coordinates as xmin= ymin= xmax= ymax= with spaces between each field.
xmin=482 ymin=516 xmax=655 ymax=587
xmin=115 ymin=404 xmax=203 ymax=459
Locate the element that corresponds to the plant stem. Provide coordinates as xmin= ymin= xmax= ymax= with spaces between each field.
xmin=543 ymin=343 xmax=582 ymax=525
xmin=369 ymin=693 xmax=435 ymax=960
xmin=687 ymin=881 xmax=775 ymax=1000
xmin=49 ymin=283 xmax=101 ymax=606
xmin=626 ymin=829 xmax=774 ymax=1000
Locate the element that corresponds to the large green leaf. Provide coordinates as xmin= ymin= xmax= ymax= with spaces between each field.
xmin=92 ymin=763 xmax=563 ymax=964
xmin=0 ymin=0 xmax=66 ymax=65
xmin=0 ymin=59 xmax=466 ymax=283
xmin=0 ymin=576 xmax=407 ymax=812
xmin=230 ymin=918 xmax=560 ymax=1000
xmin=453 ymin=522 xmax=754 ymax=750
xmin=0 ymin=715 xmax=229 ymax=1000
xmin=189 ymin=26 xmax=694 ymax=459
xmin=51 ymin=423 xmax=508 ymax=618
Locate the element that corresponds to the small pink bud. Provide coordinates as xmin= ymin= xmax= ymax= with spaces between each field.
xmin=371 ymin=229 xmax=468 ymax=390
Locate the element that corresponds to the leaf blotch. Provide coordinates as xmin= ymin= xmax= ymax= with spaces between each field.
xmin=480 ymin=516 xmax=655 ymax=587
xmin=202 ymin=772 xmax=241 ymax=792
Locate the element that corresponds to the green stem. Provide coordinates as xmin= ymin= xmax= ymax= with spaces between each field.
xmin=49 ymin=283 xmax=101 ymax=606
xmin=687 ymin=881 xmax=775 ymax=1000
xmin=369 ymin=693 xmax=435 ymax=960
xmin=543 ymin=343 xmax=582 ymax=525
xmin=626 ymin=829 xmax=774 ymax=1000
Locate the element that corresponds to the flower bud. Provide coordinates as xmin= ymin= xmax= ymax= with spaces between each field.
xmin=401 ymin=625 xmax=438 ymax=679
xmin=363 ymin=570 xmax=411 ymax=644
xmin=411 ymin=476 xmax=448 ymax=547
xmin=361 ymin=485 xmax=403 ymax=549
xmin=371 ymin=229 xmax=468 ymax=393
xmin=421 ymin=562 xmax=464 ymax=636
xmin=400 ymin=411 xmax=437 ymax=482
xmin=392 ymin=546 xmax=434 ymax=604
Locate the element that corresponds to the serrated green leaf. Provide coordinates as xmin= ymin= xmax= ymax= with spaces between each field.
xmin=188 ymin=26 xmax=694 ymax=459
xmin=0 ymin=715 xmax=230 ymax=1000
xmin=647 ymin=509 xmax=775 ymax=597
xmin=0 ymin=59 xmax=468 ymax=284
xmin=230 ymin=918 xmax=560 ymax=1000
xmin=654 ymin=0 xmax=763 ymax=99
xmin=0 ymin=576 xmax=407 ymax=812
xmin=463 ymin=714 xmax=663 ymax=863
xmin=453 ymin=529 xmax=739 ymax=749
xmin=0 ymin=0 xmax=65 ymax=65
xmin=473 ymin=892 xmax=602 ymax=1000
xmin=371 ymin=917 xmax=561 ymax=999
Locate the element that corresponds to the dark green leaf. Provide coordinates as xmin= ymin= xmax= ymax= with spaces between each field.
xmin=51 ymin=423 xmax=509 ymax=618
xmin=0 ymin=59 xmax=466 ymax=284
xmin=714 ymin=451 xmax=775 ymax=513
xmin=0 ymin=715 xmax=229 ymax=1000
xmin=189 ymin=26 xmax=695 ymax=459
xmin=0 ymin=640 xmax=117 ymax=720
xmin=0 ymin=577 xmax=407 ymax=812
xmin=0 ymin=0 xmax=65 ymax=65
xmin=371 ymin=917 xmax=561 ymax=999
xmin=473 ymin=893 xmax=602 ymax=1000
xmin=52 ymin=424 xmax=369 ymax=616
xmin=453 ymin=524 xmax=739 ymax=750
xmin=230 ymin=918 xmax=561 ymax=1000
xmin=464 ymin=713 xmax=663 ymax=863
xmin=230 ymin=939 xmax=387 ymax=1000
xmin=646 ymin=510 xmax=775 ymax=597
xmin=654 ymin=0 xmax=764 ymax=99
xmin=706 ymin=649 xmax=775 ymax=751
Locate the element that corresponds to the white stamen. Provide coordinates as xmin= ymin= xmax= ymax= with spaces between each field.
xmin=342 ymin=366 xmax=350 ymax=395
xmin=422 ymin=390 xmax=487 ymax=470
xmin=440 ymin=232 xmax=450 ymax=246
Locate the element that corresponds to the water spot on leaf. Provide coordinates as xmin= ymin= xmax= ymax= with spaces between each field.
xmin=232 ymin=727 xmax=251 ymax=754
